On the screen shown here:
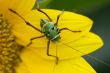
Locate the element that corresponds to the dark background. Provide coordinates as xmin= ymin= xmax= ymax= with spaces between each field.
xmin=37 ymin=0 xmax=110 ymax=73
xmin=84 ymin=4 xmax=110 ymax=73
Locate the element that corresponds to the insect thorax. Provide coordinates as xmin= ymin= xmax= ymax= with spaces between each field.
xmin=40 ymin=19 xmax=61 ymax=42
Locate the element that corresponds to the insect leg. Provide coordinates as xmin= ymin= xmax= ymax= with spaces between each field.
xmin=9 ymin=9 xmax=42 ymax=33
xmin=55 ymin=10 xmax=64 ymax=26
xmin=47 ymin=40 xmax=59 ymax=64
xmin=36 ymin=8 xmax=52 ymax=22
xmin=27 ymin=35 xmax=45 ymax=46
xmin=59 ymin=28 xmax=81 ymax=33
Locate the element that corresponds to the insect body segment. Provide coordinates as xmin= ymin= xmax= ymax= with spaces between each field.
xmin=40 ymin=19 xmax=61 ymax=42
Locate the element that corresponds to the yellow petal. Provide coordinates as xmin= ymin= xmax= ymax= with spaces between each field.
xmin=24 ymin=9 xmax=92 ymax=43
xmin=20 ymin=48 xmax=96 ymax=73
xmin=0 ymin=0 xmax=35 ymax=14
xmin=12 ymin=9 xmax=92 ymax=47
xmin=0 ymin=0 xmax=10 ymax=12
xmin=2 ymin=0 xmax=36 ymax=34
xmin=0 ymin=0 xmax=20 ymax=11
xmin=16 ymin=63 xmax=30 ymax=73
xmin=10 ymin=10 xmax=47 ymax=46
xmin=5 ymin=10 xmax=41 ymax=46
xmin=54 ymin=57 xmax=96 ymax=73
xmin=9 ymin=0 xmax=36 ymax=15
xmin=29 ymin=32 xmax=103 ymax=60
xmin=58 ymin=32 xmax=103 ymax=58
xmin=11 ymin=22 xmax=41 ymax=46
xmin=10 ymin=18 xmax=43 ymax=46
xmin=40 ymin=9 xmax=93 ymax=43
xmin=57 ymin=32 xmax=103 ymax=59
xmin=5 ymin=0 xmax=36 ymax=23
xmin=20 ymin=48 xmax=55 ymax=73
xmin=10 ymin=10 xmax=103 ymax=59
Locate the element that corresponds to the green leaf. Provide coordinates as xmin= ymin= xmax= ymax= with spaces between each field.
xmin=41 ymin=0 xmax=52 ymax=8
xmin=34 ymin=0 xmax=52 ymax=8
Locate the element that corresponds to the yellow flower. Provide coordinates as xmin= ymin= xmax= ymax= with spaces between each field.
xmin=0 ymin=0 xmax=36 ymax=73
xmin=13 ymin=9 xmax=103 ymax=73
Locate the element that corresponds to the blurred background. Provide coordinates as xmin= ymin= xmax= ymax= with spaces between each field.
xmin=36 ymin=0 xmax=110 ymax=73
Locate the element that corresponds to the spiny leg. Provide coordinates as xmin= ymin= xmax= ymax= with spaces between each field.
xmin=36 ymin=8 xmax=52 ymax=22
xmin=59 ymin=28 xmax=81 ymax=33
xmin=55 ymin=10 xmax=64 ymax=26
xmin=47 ymin=40 xmax=59 ymax=64
xmin=9 ymin=9 xmax=42 ymax=33
xmin=27 ymin=35 xmax=45 ymax=46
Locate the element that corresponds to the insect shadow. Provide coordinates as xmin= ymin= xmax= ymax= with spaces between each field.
xmin=9 ymin=8 xmax=110 ymax=68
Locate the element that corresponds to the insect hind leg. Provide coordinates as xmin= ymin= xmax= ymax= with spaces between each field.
xmin=47 ymin=40 xmax=59 ymax=64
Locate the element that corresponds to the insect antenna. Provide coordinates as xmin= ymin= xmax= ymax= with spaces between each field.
xmin=55 ymin=10 xmax=64 ymax=26
xmin=36 ymin=1 xmax=52 ymax=21
xmin=36 ymin=1 xmax=52 ymax=22
xmin=61 ymin=42 xmax=110 ymax=67
xmin=36 ymin=8 xmax=52 ymax=22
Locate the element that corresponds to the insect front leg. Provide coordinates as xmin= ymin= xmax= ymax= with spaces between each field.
xmin=47 ymin=40 xmax=59 ymax=64
xmin=59 ymin=28 xmax=81 ymax=33
xmin=27 ymin=35 xmax=45 ymax=46
xmin=9 ymin=9 xmax=42 ymax=33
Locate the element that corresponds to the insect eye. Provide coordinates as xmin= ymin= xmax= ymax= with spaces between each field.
xmin=51 ymin=27 xmax=54 ymax=30
xmin=47 ymin=31 xmax=50 ymax=34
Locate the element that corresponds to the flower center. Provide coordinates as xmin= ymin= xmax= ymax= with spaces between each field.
xmin=0 ymin=14 xmax=23 ymax=73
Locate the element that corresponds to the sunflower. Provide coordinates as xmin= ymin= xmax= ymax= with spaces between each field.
xmin=0 ymin=0 xmax=36 ymax=73
xmin=12 ymin=8 xmax=103 ymax=73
